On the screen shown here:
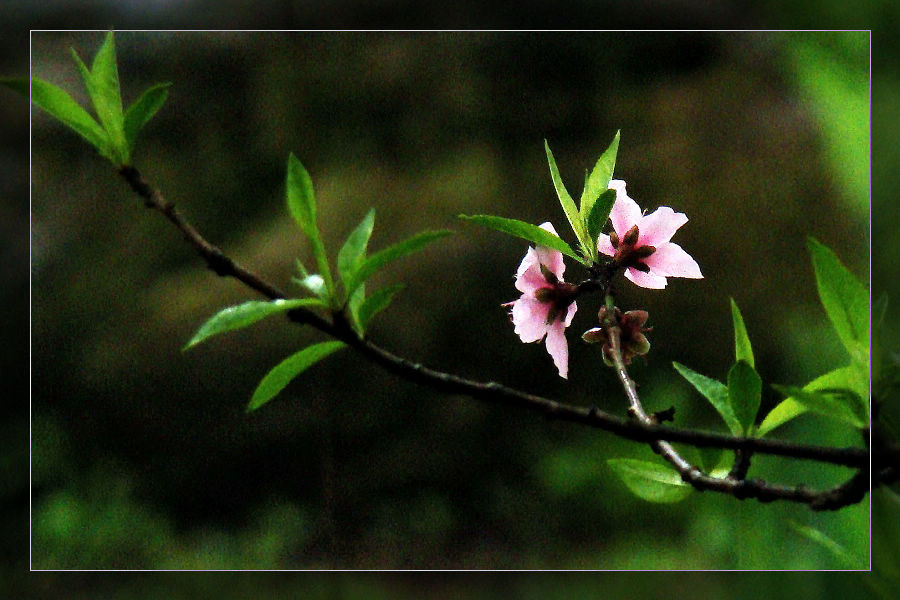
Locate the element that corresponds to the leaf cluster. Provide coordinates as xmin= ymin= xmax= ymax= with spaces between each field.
xmin=610 ymin=238 xmax=870 ymax=504
xmin=3 ymin=31 xmax=169 ymax=167
xmin=459 ymin=131 xmax=621 ymax=265
xmin=186 ymin=154 xmax=451 ymax=412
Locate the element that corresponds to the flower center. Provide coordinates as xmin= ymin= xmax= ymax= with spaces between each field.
xmin=610 ymin=224 xmax=655 ymax=272
xmin=534 ymin=280 xmax=578 ymax=324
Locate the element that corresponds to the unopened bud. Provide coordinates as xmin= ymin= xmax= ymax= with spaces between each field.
xmin=609 ymin=230 xmax=620 ymax=248
xmin=631 ymin=332 xmax=651 ymax=356
xmin=623 ymin=224 xmax=640 ymax=246
xmin=635 ymin=245 xmax=656 ymax=258
xmin=581 ymin=327 xmax=607 ymax=344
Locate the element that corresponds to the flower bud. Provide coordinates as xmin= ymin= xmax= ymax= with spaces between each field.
xmin=609 ymin=230 xmax=620 ymax=249
xmin=581 ymin=327 xmax=607 ymax=344
xmin=622 ymin=224 xmax=640 ymax=246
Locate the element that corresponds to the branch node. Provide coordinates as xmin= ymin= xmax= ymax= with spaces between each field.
xmin=651 ymin=406 xmax=676 ymax=424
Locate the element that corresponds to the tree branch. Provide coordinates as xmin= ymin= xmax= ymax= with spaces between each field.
xmin=117 ymin=165 xmax=887 ymax=506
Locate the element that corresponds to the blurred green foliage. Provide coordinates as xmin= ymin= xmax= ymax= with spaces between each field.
xmin=19 ymin=25 xmax=887 ymax=588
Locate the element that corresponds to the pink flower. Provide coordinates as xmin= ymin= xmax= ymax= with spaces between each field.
xmin=504 ymin=222 xmax=578 ymax=379
xmin=597 ymin=180 xmax=703 ymax=289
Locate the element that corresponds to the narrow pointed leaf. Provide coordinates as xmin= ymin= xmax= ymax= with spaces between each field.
xmin=607 ymin=458 xmax=692 ymax=503
xmin=580 ymin=130 xmax=620 ymax=217
xmin=346 ymin=281 xmax=366 ymax=334
xmin=730 ymin=298 xmax=754 ymax=369
xmin=84 ymin=32 xmax=128 ymax=164
xmin=544 ymin=140 xmax=586 ymax=247
xmin=248 ymin=341 xmax=345 ymax=411
xmin=807 ymin=237 xmax=868 ymax=365
xmin=286 ymin=154 xmax=334 ymax=300
xmin=338 ymin=208 xmax=376 ymax=287
xmin=673 ymin=362 xmax=742 ymax=436
xmin=183 ymin=299 xmax=324 ymax=350
xmin=788 ymin=522 xmax=858 ymax=569
xmin=585 ymin=188 xmax=617 ymax=244
xmin=10 ymin=77 xmax=110 ymax=156
xmin=728 ymin=360 xmax=762 ymax=436
xmin=758 ymin=365 xmax=868 ymax=436
xmin=344 ymin=230 xmax=453 ymax=299
xmin=770 ymin=384 xmax=867 ymax=430
xmin=124 ymin=82 xmax=171 ymax=152
xmin=459 ymin=214 xmax=582 ymax=263
xmin=357 ymin=283 xmax=404 ymax=331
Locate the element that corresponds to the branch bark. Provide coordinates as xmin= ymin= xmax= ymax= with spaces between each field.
xmin=117 ymin=165 xmax=889 ymax=509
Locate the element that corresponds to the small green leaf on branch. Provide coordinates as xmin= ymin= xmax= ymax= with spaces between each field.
xmin=580 ymin=130 xmax=620 ymax=219
xmin=357 ymin=283 xmax=405 ymax=331
xmin=673 ymin=362 xmax=742 ymax=436
xmin=544 ymin=140 xmax=587 ymax=252
xmin=607 ymin=458 xmax=692 ymax=503
xmin=337 ymin=208 xmax=376 ymax=293
xmin=124 ymin=82 xmax=171 ymax=154
xmin=585 ymin=188 xmax=617 ymax=244
xmin=343 ymin=229 xmax=453 ymax=299
xmin=248 ymin=341 xmax=346 ymax=411
xmin=807 ymin=237 xmax=868 ymax=366
xmin=727 ymin=360 xmax=762 ymax=436
xmin=286 ymin=154 xmax=335 ymax=302
xmin=183 ymin=298 xmax=325 ymax=350
xmin=770 ymin=384 xmax=867 ymax=430
xmin=5 ymin=76 xmax=112 ymax=158
xmin=458 ymin=214 xmax=583 ymax=263
xmin=730 ymin=298 xmax=754 ymax=369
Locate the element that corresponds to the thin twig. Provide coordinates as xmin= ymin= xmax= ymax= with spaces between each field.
xmin=603 ymin=322 xmax=868 ymax=510
xmin=116 ymin=166 xmax=885 ymax=502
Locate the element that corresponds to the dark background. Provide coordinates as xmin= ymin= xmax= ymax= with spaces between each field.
xmin=1 ymin=0 xmax=896 ymax=597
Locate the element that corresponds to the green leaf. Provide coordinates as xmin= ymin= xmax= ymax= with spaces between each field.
xmin=730 ymin=298 xmax=754 ymax=369
xmin=74 ymin=32 xmax=128 ymax=164
xmin=123 ymin=82 xmax=171 ymax=154
xmin=183 ymin=298 xmax=324 ymax=350
xmin=728 ymin=360 xmax=762 ymax=436
xmin=357 ymin=283 xmax=405 ymax=331
xmin=771 ymin=384 xmax=867 ymax=430
xmin=344 ymin=230 xmax=453 ymax=299
xmin=286 ymin=154 xmax=334 ymax=301
xmin=673 ymin=362 xmax=742 ymax=436
xmin=757 ymin=365 xmax=867 ymax=436
xmin=579 ymin=130 xmax=620 ymax=219
xmin=756 ymin=398 xmax=806 ymax=438
xmin=11 ymin=77 xmax=111 ymax=158
xmin=458 ymin=214 xmax=583 ymax=263
xmin=337 ymin=208 xmax=376 ymax=291
xmin=585 ymin=188 xmax=617 ymax=244
xmin=788 ymin=522 xmax=858 ymax=569
xmin=607 ymin=458 xmax=692 ymax=503
xmin=544 ymin=140 xmax=587 ymax=251
xmin=248 ymin=341 xmax=345 ymax=411
xmin=807 ymin=237 xmax=868 ymax=366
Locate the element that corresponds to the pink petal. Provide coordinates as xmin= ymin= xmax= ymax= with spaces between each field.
xmin=563 ymin=300 xmax=577 ymax=327
xmin=625 ymin=267 xmax=668 ymax=289
xmin=609 ymin=180 xmax=642 ymax=236
xmin=544 ymin=321 xmax=569 ymax=379
xmin=534 ymin=222 xmax=565 ymax=279
xmin=596 ymin=233 xmax=616 ymax=257
xmin=644 ymin=242 xmax=703 ymax=278
xmin=510 ymin=296 xmax=550 ymax=342
xmin=637 ymin=207 xmax=688 ymax=247
xmin=515 ymin=248 xmax=546 ymax=294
